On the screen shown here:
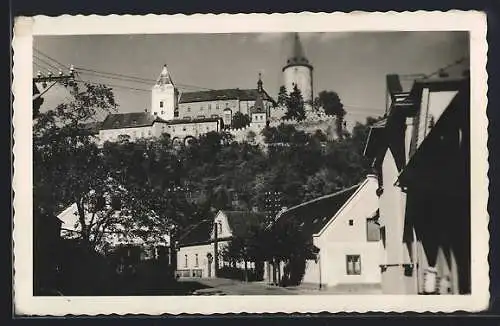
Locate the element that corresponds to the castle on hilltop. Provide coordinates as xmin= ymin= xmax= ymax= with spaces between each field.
xmin=97 ymin=33 xmax=339 ymax=146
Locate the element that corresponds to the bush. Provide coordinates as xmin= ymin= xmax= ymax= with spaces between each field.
xmin=218 ymin=265 xmax=263 ymax=282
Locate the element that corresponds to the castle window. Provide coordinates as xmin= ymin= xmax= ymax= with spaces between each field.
xmin=161 ymin=111 xmax=165 ymax=115
xmin=195 ymin=254 xmax=199 ymax=267
xmin=349 ymin=219 xmax=354 ymax=226
xmin=184 ymin=255 xmax=188 ymax=268
xmin=160 ymin=101 xmax=164 ymax=108
xmin=153 ymin=112 xmax=157 ymax=116
xmin=208 ymin=104 xmax=212 ymax=111
xmin=187 ymin=107 xmax=191 ymax=112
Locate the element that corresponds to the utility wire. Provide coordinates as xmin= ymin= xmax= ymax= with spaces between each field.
xmin=34 ymin=48 xmax=69 ymax=70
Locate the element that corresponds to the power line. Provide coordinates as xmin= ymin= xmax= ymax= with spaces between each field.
xmin=34 ymin=48 xmax=69 ymax=70
xmin=425 ymin=56 xmax=468 ymax=79
xmin=33 ymin=55 xmax=62 ymax=73
xmin=73 ymin=79 xmax=151 ymax=93
xmin=75 ymin=66 xmax=215 ymax=91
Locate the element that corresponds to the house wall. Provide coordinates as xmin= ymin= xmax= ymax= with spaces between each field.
xmin=178 ymin=100 xmax=241 ymax=120
xmin=99 ymin=125 xmax=155 ymax=144
xmin=378 ymin=149 xmax=417 ymax=294
xmin=309 ymin=176 xmax=382 ymax=288
xmin=154 ymin=120 xmax=220 ymax=141
xmin=176 ymin=240 xmax=231 ymax=278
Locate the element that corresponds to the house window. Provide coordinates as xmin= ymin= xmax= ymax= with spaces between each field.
xmin=184 ymin=254 xmax=188 ymax=268
xmin=160 ymin=101 xmax=164 ymax=108
xmin=366 ymin=217 xmax=380 ymax=242
xmin=187 ymin=107 xmax=191 ymax=112
xmin=349 ymin=219 xmax=354 ymax=226
xmin=346 ymin=255 xmax=361 ymax=275
xmin=208 ymin=104 xmax=212 ymax=111
xmin=153 ymin=112 xmax=158 ymax=116
xmin=161 ymin=110 xmax=165 ymax=115
xmin=195 ymin=254 xmax=199 ymax=267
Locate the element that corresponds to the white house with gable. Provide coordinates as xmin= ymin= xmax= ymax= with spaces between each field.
xmin=266 ymin=175 xmax=382 ymax=292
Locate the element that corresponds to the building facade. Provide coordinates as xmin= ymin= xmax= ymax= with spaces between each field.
xmin=264 ymin=176 xmax=382 ymax=292
xmin=151 ymin=64 xmax=178 ymax=121
xmin=364 ymin=73 xmax=471 ymax=295
xmin=176 ymin=210 xmax=265 ymax=279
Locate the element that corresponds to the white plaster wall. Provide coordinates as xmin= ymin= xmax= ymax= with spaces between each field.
xmin=317 ymin=242 xmax=382 ymax=286
xmin=162 ymin=121 xmax=220 ymax=140
xmin=152 ymin=84 xmax=177 ymax=121
xmin=379 ymin=149 xmax=417 ymax=294
xmin=177 ymin=244 xmax=213 ymax=277
xmin=178 ymin=99 xmax=239 ymax=120
xmin=428 ymin=90 xmax=458 ymax=126
xmin=99 ymin=125 xmax=154 ymax=144
xmin=283 ymin=65 xmax=313 ymax=104
xmin=309 ymin=176 xmax=382 ymax=287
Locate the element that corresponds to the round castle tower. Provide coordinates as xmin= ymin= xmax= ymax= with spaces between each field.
xmin=151 ymin=64 xmax=178 ymax=121
xmin=282 ymin=33 xmax=314 ymax=108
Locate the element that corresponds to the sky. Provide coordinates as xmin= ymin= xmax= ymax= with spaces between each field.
xmin=33 ymin=31 xmax=469 ymax=125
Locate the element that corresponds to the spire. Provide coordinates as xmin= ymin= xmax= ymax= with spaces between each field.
xmin=283 ymin=33 xmax=312 ymax=70
xmin=257 ymin=72 xmax=263 ymax=93
xmin=253 ymin=72 xmax=266 ymax=114
xmin=156 ymin=64 xmax=173 ymax=86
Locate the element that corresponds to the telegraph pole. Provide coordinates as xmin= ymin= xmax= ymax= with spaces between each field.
xmin=264 ymin=191 xmax=283 ymax=222
xmin=213 ymin=221 xmax=218 ymax=278
xmin=33 ymin=66 xmax=76 ymax=118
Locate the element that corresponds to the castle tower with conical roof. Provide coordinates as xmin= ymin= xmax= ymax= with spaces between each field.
xmin=282 ymin=33 xmax=314 ymax=109
xmin=151 ymin=64 xmax=178 ymax=121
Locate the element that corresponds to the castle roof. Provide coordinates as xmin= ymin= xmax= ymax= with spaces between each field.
xmin=283 ymin=32 xmax=312 ymax=71
xmin=155 ymin=64 xmax=174 ymax=87
xmin=100 ymin=112 xmax=165 ymax=130
xmin=179 ymin=88 xmax=275 ymax=105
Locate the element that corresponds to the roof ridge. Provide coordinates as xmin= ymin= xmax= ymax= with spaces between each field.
xmin=284 ymin=182 xmax=363 ymax=213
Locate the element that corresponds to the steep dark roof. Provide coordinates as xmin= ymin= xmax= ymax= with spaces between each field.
xmin=178 ymin=220 xmax=213 ymax=246
xmin=178 ymin=210 xmax=266 ymax=247
xmin=179 ymin=88 xmax=275 ymax=104
xmin=276 ymin=184 xmax=360 ymax=236
xmin=164 ymin=117 xmax=222 ymax=125
xmin=283 ymin=33 xmax=312 ymax=71
xmin=222 ymin=210 xmax=266 ymax=238
xmin=80 ymin=121 xmax=102 ymax=135
xmin=100 ymin=112 xmax=166 ymax=130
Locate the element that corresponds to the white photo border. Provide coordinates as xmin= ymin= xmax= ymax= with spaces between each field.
xmin=12 ymin=11 xmax=489 ymax=315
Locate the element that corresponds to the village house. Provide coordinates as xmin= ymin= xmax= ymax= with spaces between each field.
xmin=175 ymin=210 xmax=266 ymax=279
xmin=363 ymin=71 xmax=470 ymax=294
xmin=264 ymin=175 xmax=382 ymax=292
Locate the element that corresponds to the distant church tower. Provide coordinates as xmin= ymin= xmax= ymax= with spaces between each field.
xmin=151 ymin=64 xmax=178 ymax=121
xmin=282 ymin=33 xmax=314 ymax=108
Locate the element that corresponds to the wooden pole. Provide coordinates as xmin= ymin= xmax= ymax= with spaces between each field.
xmin=213 ymin=222 xmax=218 ymax=278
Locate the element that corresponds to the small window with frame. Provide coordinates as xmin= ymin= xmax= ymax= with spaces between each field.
xmin=346 ymin=255 xmax=361 ymax=275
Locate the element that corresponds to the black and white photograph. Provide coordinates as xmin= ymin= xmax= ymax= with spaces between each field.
xmin=12 ymin=12 xmax=489 ymax=314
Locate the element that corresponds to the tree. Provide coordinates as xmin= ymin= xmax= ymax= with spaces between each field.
xmin=277 ymin=85 xmax=288 ymax=106
xmin=283 ymin=85 xmax=306 ymax=121
xmin=231 ymin=111 xmax=251 ymax=129
xmin=33 ymin=82 xmax=119 ymax=251
xmin=314 ymin=90 xmax=347 ymax=139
